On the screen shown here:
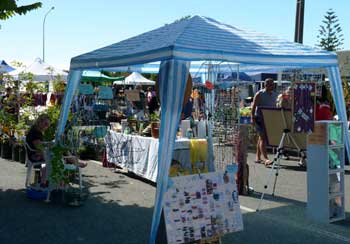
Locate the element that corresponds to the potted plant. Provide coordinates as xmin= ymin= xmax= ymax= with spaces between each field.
xmin=149 ymin=113 xmax=160 ymax=138
xmin=43 ymin=106 xmax=61 ymax=141
xmin=0 ymin=134 xmax=12 ymax=159
xmin=77 ymin=144 xmax=96 ymax=160
xmin=13 ymin=121 xmax=28 ymax=163
xmin=0 ymin=111 xmax=17 ymax=159
xmin=52 ymin=76 xmax=66 ymax=93
xmin=50 ymin=143 xmax=88 ymax=207
xmin=50 ymin=144 xmax=70 ymax=187
xmin=18 ymin=140 xmax=26 ymax=164
xmin=127 ymin=116 xmax=138 ymax=133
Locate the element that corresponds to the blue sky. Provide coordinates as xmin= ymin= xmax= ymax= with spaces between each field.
xmin=1 ymin=0 xmax=349 ymax=69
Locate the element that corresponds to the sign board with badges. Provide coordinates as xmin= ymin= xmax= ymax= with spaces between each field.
xmin=163 ymin=171 xmax=243 ymax=244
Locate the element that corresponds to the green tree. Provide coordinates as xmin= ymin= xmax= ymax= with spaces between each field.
xmin=0 ymin=0 xmax=42 ymax=20
xmin=316 ymin=9 xmax=344 ymax=51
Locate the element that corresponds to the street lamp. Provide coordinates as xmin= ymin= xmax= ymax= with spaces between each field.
xmin=42 ymin=6 xmax=55 ymax=62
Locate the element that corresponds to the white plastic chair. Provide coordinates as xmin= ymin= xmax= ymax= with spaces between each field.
xmin=24 ymin=141 xmax=46 ymax=188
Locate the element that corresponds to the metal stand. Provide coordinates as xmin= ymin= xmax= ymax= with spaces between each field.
xmin=256 ymin=109 xmax=303 ymax=211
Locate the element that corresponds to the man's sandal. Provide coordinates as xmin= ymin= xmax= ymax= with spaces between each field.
xmin=264 ymin=159 xmax=273 ymax=166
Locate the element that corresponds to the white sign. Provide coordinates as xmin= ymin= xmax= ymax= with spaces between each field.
xmin=163 ymin=171 xmax=243 ymax=244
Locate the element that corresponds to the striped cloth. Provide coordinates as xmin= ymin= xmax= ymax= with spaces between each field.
xmin=70 ymin=16 xmax=338 ymax=70
xmin=149 ymin=60 xmax=189 ymax=244
xmin=327 ymin=67 xmax=350 ymax=161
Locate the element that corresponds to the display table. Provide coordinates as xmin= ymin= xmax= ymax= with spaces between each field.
xmin=105 ymin=131 xmax=197 ymax=182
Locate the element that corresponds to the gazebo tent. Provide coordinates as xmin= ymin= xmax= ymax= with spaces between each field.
xmin=10 ymin=57 xmax=67 ymax=82
xmin=120 ymin=72 xmax=155 ymax=85
xmin=56 ymin=16 xmax=348 ymax=244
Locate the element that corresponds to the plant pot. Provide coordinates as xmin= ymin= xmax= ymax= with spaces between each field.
xmin=79 ymin=153 xmax=89 ymax=160
xmin=128 ymin=119 xmax=138 ymax=132
xmin=93 ymin=146 xmax=105 ymax=162
xmin=19 ymin=145 xmax=26 ymax=164
xmin=11 ymin=144 xmax=20 ymax=162
xmin=1 ymin=141 xmax=12 ymax=159
xmin=151 ymin=122 xmax=160 ymax=138
xmin=78 ymin=145 xmax=96 ymax=160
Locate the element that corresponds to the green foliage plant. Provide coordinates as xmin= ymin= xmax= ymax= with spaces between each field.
xmin=149 ymin=113 xmax=160 ymax=122
xmin=316 ymin=9 xmax=344 ymax=51
xmin=0 ymin=0 xmax=42 ymax=20
xmin=43 ymin=105 xmax=61 ymax=141
xmin=52 ymin=77 xmax=66 ymax=93
xmin=50 ymin=144 xmax=70 ymax=186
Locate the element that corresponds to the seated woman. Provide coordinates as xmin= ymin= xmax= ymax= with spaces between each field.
xmin=25 ymin=114 xmax=51 ymax=164
xmin=25 ymin=114 xmax=51 ymax=187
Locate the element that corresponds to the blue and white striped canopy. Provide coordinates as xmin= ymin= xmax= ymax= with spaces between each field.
xmin=59 ymin=16 xmax=348 ymax=244
xmin=70 ymin=15 xmax=337 ymax=70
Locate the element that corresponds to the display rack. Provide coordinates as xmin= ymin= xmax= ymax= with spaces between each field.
xmin=307 ymin=121 xmax=345 ymax=223
xmin=213 ymin=87 xmax=240 ymax=171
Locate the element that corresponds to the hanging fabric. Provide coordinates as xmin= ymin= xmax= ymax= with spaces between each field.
xmin=149 ymin=59 xmax=189 ymax=244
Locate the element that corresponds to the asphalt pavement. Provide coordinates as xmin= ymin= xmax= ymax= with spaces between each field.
xmin=0 ymin=153 xmax=349 ymax=244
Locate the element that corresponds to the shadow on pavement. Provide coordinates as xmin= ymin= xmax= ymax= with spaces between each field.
xmin=278 ymin=164 xmax=307 ymax=172
xmin=0 ymin=186 xmax=155 ymax=244
xmin=223 ymin=191 xmax=350 ymax=244
xmin=101 ymin=179 xmax=129 ymax=188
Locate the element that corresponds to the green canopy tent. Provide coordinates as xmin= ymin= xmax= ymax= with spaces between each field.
xmin=80 ymin=70 xmax=124 ymax=83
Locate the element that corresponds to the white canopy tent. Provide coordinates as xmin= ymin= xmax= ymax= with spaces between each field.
xmin=118 ymin=72 xmax=155 ymax=85
xmin=10 ymin=57 xmax=67 ymax=82
xmin=56 ymin=16 xmax=348 ymax=244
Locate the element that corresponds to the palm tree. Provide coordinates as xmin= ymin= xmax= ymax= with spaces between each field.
xmin=0 ymin=0 xmax=42 ymax=20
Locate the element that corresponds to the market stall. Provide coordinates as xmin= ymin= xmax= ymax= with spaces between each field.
xmin=0 ymin=57 xmax=67 ymax=164
xmin=56 ymin=16 xmax=348 ymax=243
xmin=122 ymin=72 xmax=155 ymax=86
xmin=10 ymin=57 xmax=67 ymax=83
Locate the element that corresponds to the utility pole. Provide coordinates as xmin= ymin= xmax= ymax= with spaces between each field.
xmin=294 ymin=0 xmax=305 ymax=43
